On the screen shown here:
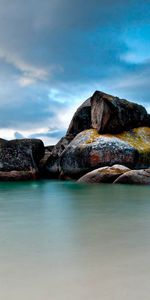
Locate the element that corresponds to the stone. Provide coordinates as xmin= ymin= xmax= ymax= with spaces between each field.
xmin=0 ymin=139 xmax=45 ymax=180
xmin=91 ymin=91 xmax=148 ymax=134
xmin=114 ymin=169 xmax=150 ymax=185
xmin=66 ymin=98 xmax=91 ymax=137
xmin=44 ymin=135 xmax=73 ymax=177
xmin=0 ymin=170 xmax=38 ymax=181
xmin=60 ymin=129 xmax=139 ymax=178
xmin=78 ymin=164 xmax=130 ymax=183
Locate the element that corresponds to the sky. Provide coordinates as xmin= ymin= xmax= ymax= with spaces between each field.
xmin=0 ymin=0 xmax=150 ymax=145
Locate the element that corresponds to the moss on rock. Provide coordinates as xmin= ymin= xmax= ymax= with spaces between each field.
xmin=81 ymin=127 xmax=150 ymax=167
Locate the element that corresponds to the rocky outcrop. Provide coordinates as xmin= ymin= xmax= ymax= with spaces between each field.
xmin=78 ymin=164 xmax=130 ymax=183
xmin=60 ymin=129 xmax=139 ymax=178
xmin=0 ymin=139 xmax=45 ymax=180
xmin=1 ymin=90 xmax=150 ymax=183
xmin=114 ymin=169 xmax=150 ymax=185
xmin=66 ymin=98 xmax=91 ymax=137
xmin=91 ymin=91 xmax=149 ymax=134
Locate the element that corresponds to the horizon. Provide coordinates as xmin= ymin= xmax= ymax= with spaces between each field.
xmin=0 ymin=0 xmax=150 ymax=145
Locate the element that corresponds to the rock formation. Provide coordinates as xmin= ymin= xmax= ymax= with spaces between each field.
xmin=0 ymin=90 xmax=150 ymax=183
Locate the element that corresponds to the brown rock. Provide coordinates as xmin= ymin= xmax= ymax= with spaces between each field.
xmin=78 ymin=165 xmax=130 ymax=183
xmin=91 ymin=91 xmax=148 ymax=134
xmin=114 ymin=169 xmax=150 ymax=185
xmin=0 ymin=170 xmax=38 ymax=181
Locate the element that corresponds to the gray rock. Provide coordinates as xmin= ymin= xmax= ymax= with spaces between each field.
xmin=78 ymin=164 xmax=130 ymax=183
xmin=44 ymin=135 xmax=73 ymax=177
xmin=114 ymin=169 xmax=150 ymax=185
xmin=0 ymin=139 xmax=45 ymax=180
xmin=60 ymin=129 xmax=138 ymax=178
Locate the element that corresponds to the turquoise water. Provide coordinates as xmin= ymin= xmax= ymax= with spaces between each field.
xmin=0 ymin=181 xmax=150 ymax=300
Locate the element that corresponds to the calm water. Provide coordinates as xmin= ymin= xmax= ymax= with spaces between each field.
xmin=0 ymin=181 xmax=150 ymax=300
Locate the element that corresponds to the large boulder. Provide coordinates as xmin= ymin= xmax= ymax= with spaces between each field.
xmin=0 ymin=139 xmax=45 ymax=180
xmin=60 ymin=129 xmax=139 ymax=178
xmin=66 ymin=98 xmax=91 ymax=137
xmin=91 ymin=91 xmax=149 ymax=134
xmin=78 ymin=164 xmax=130 ymax=183
xmin=60 ymin=127 xmax=150 ymax=178
xmin=114 ymin=169 xmax=150 ymax=185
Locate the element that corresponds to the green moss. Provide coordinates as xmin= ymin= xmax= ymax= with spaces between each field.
xmin=111 ymin=127 xmax=150 ymax=153
xmin=82 ymin=129 xmax=100 ymax=144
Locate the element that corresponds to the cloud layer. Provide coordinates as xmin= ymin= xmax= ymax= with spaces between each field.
xmin=0 ymin=0 xmax=150 ymax=144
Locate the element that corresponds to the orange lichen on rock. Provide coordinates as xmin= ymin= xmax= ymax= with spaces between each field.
xmin=89 ymin=152 xmax=101 ymax=166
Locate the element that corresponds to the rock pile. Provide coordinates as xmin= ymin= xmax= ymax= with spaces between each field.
xmin=45 ymin=91 xmax=150 ymax=184
xmin=0 ymin=90 xmax=150 ymax=184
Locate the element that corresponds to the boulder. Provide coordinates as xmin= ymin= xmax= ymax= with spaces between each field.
xmin=91 ymin=91 xmax=149 ymax=134
xmin=0 ymin=139 xmax=45 ymax=180
xmin=78 ymin=165 xmax=130 ymax=183
xmin=38 ymin=147 xmax=54 ymax=177
xmin=44 ymin=135 xmax=73 ymax=177
xmin=66 ymin=98 xmax=91 ymax=137
xmin=114 ymin=169 xmax=150 ymax=185
xmin=60 ymin=129 xmax=139 ymax=178
xmin=112 ymin=127 xmax=150 ymax=168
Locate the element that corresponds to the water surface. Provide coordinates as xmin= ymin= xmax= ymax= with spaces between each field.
xmin=0 ymin=180 xmax=150 ymax=300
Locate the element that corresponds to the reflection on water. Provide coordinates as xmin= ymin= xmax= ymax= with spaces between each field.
xmin=0 ymin=181 xmax=150 ymax=300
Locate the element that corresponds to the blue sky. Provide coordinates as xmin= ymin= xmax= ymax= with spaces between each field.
xmin=0 ymin=0 xmax=150 ymax=145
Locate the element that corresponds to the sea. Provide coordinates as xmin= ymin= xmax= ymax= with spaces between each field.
xmin=0 ymin=180 xmax=150 ymax=300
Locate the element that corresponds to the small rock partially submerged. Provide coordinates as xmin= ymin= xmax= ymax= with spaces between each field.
xmin=78 ymin=165 xmax=130 ymax=183
xmin=114 ymin=169 xmax=150 ymax=185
